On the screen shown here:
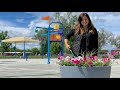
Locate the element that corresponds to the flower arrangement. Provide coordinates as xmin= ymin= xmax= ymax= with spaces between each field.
xmin=57 ymin=50 xmax=118 ymax=67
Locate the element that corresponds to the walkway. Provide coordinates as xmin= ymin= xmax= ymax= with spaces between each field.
xmin=0 ymin=58 xmax=119 ymax=78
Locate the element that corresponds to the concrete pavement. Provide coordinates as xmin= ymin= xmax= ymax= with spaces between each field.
xmin=0 ymin=58 xmax=120 ymax=78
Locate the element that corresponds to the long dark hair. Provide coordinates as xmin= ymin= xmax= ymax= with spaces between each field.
xmin=75 ymin=13 xmax=95 ymax=35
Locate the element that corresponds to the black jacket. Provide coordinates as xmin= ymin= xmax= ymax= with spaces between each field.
xmin=65 ymin=28 xmax=98 ymax=56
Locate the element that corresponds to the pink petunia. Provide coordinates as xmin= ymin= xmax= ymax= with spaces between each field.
xmin=108 ymin=51 xmax=118 ymax=58
xmin=88 ymin=60 xmax=93 ymax=67
xmin=86 ymin=56 xmax=91 ymax=60
xmin=111 ymin=51 xmax=117 ymax=56
xmin=83 ymin=57 xmax=86 ymax=61
xmin=103 ymin=58 xmax=110 ymax=64
xmin=71 ymin=59 xmax=80 ymax=65
xmin=93 ymin=56 xmax=98 ymax=62
xmin=59 ymin=56 xmax=64 ymax=61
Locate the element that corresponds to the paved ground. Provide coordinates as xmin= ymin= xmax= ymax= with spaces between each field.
xmin=0 ymin=58 xmax=120 ymax=78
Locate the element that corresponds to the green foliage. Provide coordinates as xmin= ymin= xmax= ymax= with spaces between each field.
xmin=93 ymin=62 xmax=103 ymax=67
xmin=50 ymin=42 xmax=61 ymax=55
xmin=34 ymin=28 xmax=48 ymax=55
xmin=60 ymin=61 xmax=74 ymax=66
xmin=109 ymin=36 xmax=120 ymax=49
xmin=25 ymin=49 xmax=32 ymax=52
xmin=0 ymin=31 xmax=11 ymax=52
xmin=98 ymin=29 xmax=114 ymax=49
xmin=31 ymin=48 xmax=40 ymax=55
xmin=39 ymin=43 xmax=47 ymax=55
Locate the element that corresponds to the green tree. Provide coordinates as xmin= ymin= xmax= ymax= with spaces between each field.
xmin=51 ymin=12 xmax=78 ymax=54
xmin=50 ymin=42 xmax=61 ymax=55
xmin=34 ymin=28 xmax=48 ymax=58
xmin=109 ymin=35 xmax=120 ymax=49
xmin=26 ymin=49 xmax=32 ymax=52
xmin=98 ymin=28 xmax=114 ymax=50
xmin=31 ymin=48 xmax=40 ymax=55
xmin=52 ymin=12 xmax=77 ymax=35
xmin=39 ymin=41 xmax=48 ymax=56
xmin=0 ymin=31 xmax=11 ymax=53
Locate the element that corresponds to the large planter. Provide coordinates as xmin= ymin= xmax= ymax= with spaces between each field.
xmin=60 ymin=66 xmax=111 ymax=78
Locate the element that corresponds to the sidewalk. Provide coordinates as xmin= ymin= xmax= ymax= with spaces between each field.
xmin=0 ymin=58 xmax=120 ymax=78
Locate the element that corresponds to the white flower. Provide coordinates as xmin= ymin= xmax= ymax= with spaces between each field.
xmin=77 ymin=56 xmax=83 ymax=60
xmin=65 ymin=56 xmax=71 ymax=61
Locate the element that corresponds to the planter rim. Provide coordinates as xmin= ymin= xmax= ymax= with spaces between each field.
xmin=60 ymin=66 xmax=111 ymax=68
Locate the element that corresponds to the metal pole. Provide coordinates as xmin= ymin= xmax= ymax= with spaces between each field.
xmin=42 ymin=43 xmax=43 ymax=59
xmin=15 ymin=42 xmax=16 ymax=58
xmin=24 ymin=41 xmax=25 ymax=59
xmin=47 ymin=24 xmax=50 ymax=64
xmin=47 ymin=21 xmax=65 ymax=64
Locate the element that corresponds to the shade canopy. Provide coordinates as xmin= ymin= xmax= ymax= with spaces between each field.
xmin=1 ymin=37 xmax=39 ymax=60
xmin=2 ymin=37 xmax=39 ymax=43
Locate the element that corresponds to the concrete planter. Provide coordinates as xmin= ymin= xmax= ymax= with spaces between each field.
xmin=60 ymin=66 xmax=111 ymax=78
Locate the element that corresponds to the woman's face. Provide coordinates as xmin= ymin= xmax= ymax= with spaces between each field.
xmin=81 ymin=16 xmax=89 ymax=27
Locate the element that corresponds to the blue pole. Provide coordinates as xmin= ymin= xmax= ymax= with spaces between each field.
xmin=14 ymin=42 xmax=16 ymax=58
xmin=24 ymin=41 xmax=25 ymax=59
xmin=47 ymin=21 xmax=65 ymax=64
xmin=47 ymin=24 xmax=50 ymax=64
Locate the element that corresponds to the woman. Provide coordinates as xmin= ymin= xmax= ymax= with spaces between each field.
xmin=64 ymin=13 xmax=98 ymax=57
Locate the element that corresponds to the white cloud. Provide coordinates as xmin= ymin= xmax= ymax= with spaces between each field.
xmin=102 ymin=43 xmax=117 ymax=51
xmin=1 ymin=25 xmax=39 ymax=49
xmin=1 ymin=26 xmax=31 ymax=37
xmin=0 ymin=20 xmax=39 ymax=49
xmin=85 ymin=12 xmax=120 ymax=36
xmin=0 ymin=20 xmax=32 ymax=37
xmin=28 ymin=19 xmax=49 ymax=31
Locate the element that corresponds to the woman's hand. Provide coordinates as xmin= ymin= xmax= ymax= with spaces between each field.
xmin=64 ymin=39 xmax=71 ymax=51
xmin=89 ymin=30 xmax=94 ymax=34
xmin=65 ymin=44 xmax=71 ymax=51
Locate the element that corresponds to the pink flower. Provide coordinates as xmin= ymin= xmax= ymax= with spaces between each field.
xmin=111 ymin=51 xmax=117 ymax=56
xmin=103 ymin=58 xmax=110 ymax=64
xmin=83 ymin=57 xmax=87 ymax=61
xmin=108 ymin=51 xmax=118 ymax=58
xmin=86 ymin=57 xmax=91 ymax=60
xmin=57 ymin=52 xmax=112 ymax=66
xmin=92 ymin=56 xmax=98 ymax=61
xmin=58 ymin=56 xmax=64 ymax=61
xmin=87 ymin=60 xmax=93 ymax=67
xmin=71 ymin=59 xmax=80 ymax=65
xmin=108 ymin=53 xmax=113 ymax=59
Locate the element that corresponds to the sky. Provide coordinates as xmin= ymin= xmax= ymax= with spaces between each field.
xmin=0 ymin=12 xmax=120 ymax=50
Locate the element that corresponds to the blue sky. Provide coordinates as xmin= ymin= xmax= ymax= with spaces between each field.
xmin=0 ymin=12 xmax=120 ymax=50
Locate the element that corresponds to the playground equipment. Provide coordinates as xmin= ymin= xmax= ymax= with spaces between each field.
xmin=48 ymin=22 xmax=64 ymax=64
xmin=35 ymin=22 xmax=65 ymax=64
xmin=53 ymin=24 xmax=59 ymax=30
